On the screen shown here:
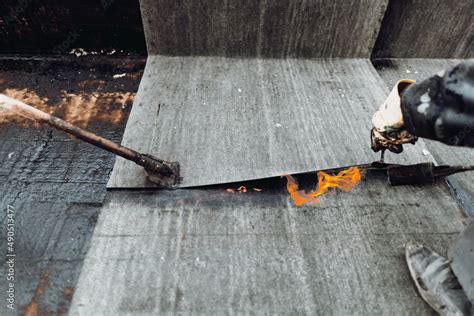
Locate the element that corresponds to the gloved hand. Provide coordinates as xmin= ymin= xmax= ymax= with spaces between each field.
xmin=371 ymin=79 xmax=419 ymax=153
xmin=401 ymin=60 xmax=474 ymax=147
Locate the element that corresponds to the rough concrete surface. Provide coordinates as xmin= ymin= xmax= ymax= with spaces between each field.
xmin=108 ymin=57 xmax=433 ymax=188
xmin=373 ymin=0 xmax=474 ymax=59
xmin=0 ymin=57 xmax=144 ymax=315
xmin=72 ymin=171 xmax=467 ymax=315
xmin=140 ymin=0 xmax=389 ymax=58
xmin=374 ymin=58 xmax=474 ymax=217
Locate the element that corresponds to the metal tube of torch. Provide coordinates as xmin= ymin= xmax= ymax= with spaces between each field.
xmin=0 ymin=94 xmax=180 ymax=187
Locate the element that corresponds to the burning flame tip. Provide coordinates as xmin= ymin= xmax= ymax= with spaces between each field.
xmin=285 ymin=166 xmax=361 ymax=206
xmin=226 ymin=186 xmax=263 ymax=193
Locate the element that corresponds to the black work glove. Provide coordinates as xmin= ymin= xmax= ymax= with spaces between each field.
xmin=401 ymin=60 xmax=474 ymax=148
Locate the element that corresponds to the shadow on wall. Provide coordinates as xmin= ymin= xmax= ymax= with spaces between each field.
xmin=372 ymin=0 xmax=473 ymax=59
xmin=0 ymin=0 xmax=147 ymax=55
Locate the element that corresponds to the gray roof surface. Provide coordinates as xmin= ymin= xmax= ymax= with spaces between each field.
xmin=73 ymin=172 xmax=467 ymax=315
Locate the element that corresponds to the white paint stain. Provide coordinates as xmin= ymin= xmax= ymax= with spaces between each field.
xmin=418 ymin=103 xmax=430 ymax=115
xmin=420 ymin=91 xmax=431 ymax=103
xmin=417 ymin=91 xmax=432 ymax=115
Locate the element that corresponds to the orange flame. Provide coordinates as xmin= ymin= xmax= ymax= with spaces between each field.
xmin=237 ymin=186 xmax=248 ymax=193
xmin=284 ymin=167 xmax=361 ymax=206
xmin=226 ymin=186 xmax=263 ymax=193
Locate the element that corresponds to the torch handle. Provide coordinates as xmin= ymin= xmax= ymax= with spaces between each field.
xmin=0 ymin=94 xmax=175 ymax=176
xmin=433 ymin=165 xmax=474 ymax=178
xmin=388 ymin=162 xmax=474 ymax=186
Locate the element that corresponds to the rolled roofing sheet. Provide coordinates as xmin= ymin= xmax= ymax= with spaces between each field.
xmin=108 ymin=57 xmax=429 ymax=188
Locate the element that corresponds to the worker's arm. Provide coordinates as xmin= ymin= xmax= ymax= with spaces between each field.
xmin=372 ymin=60 xmax=474 ymax=152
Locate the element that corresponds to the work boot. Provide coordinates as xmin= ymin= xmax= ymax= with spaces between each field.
xmin=405 ymin=241 xmax=472 ymax=315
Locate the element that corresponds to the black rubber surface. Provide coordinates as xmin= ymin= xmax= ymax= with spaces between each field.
xmin=0 ymin=56 xmax=144 ymax=315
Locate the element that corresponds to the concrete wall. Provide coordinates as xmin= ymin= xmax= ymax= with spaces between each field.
xmin=140 ymin=0 xmax=389 ymax=58
xmin=372 ymin=0 xmax=473 ymax=58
